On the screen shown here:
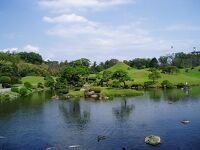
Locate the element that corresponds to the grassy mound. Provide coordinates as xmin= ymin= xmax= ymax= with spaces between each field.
xmin=21 ymin=76 xmax=44 ymax=85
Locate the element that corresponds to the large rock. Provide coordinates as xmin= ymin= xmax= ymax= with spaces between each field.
xmin=145 ymin=135 xmax=161 ymax=146
xmin=82 ymin=84 xmax=91 ymax=92
xmin=88 ymin=91 xmax=95 ymax=96
xmin=91 ymin=94 xmax=98 ymax=98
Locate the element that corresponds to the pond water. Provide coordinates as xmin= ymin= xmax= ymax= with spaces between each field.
xmin=0 ymin=87 xmax=200 ymax=150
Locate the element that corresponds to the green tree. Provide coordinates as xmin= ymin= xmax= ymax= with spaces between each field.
xmin=112 ymin=70 xmax=130 ymax=88
xmin=44 ymin=76 xmax=55 ymax=89
xmin=149 ymin=57 xmax=159 ymax=68
xmin=0 ymin=76 xmax=11 ymax=88
xmin=102 ymin=70 xmax=113 ymax=87
xmin=148 ymin=70 xmax=161 ymax=83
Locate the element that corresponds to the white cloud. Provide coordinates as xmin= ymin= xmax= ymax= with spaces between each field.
xmin=0 ymin=48 xmax=18 ymax=52
xmin=38 ymin=0 xmax=134 ymax=12
xmin=43 ymin=14 xmax=89 ymax=24
xmin=166 ymin=25 xmax=200 ymax=31
xmin=24 ymin=45 xmax=40 ymax=52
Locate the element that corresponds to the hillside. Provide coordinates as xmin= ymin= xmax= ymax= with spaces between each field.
xmin=105 ymin=62 xmax=200 ymax=85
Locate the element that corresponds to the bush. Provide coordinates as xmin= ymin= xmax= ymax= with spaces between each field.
xmin=19 ymin=87 xmax=28 ymax=96
xmin=177 ymin=83 xmax=185 ymax=88
xmin=37 ymin=82 xmax=44 ymax=89
xmin=161 ymin=80 xmax=173 ymax=89
xmin=144 ymin=81 xmax=155 ymax=88
xmin=90 ymin=86 xmax=101 ymax=93
xmin=0 ymin=76 xmax=11 ymax=88
xmin=57 ymin=88 xmax=69 ymax=94
xmin=198 ymin=68 xmax=200 ymax=72
xmin=111 ymin=80 xmax=121 ymax=88
xmin=185 ymin=69 xmax=189 ymax=73
xmin=11 ymin=87 xmax=19 ymax=93
xmin=24 ymin=82 xmax=33 ymax=89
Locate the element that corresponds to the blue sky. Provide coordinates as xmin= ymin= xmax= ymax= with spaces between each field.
xmin=0 ymin=0 xmax=200 ymax=61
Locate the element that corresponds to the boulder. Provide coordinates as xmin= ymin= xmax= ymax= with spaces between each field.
xmin=82 ymin=84 xmax=91 ymax=92
xmin=88 ymin=91 xmax=95 ymax=96
xmin=145 ymin=135 xmax=161 ymax=146
xmin=181 ymin=120 xmax=190 ymax=124
xmin=91 ymin=94 xmax=98 ymax=98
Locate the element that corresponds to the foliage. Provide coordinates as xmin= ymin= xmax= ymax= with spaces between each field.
xmin=161 ymin=80 xmax=174 ymax=89
xmin=19 ymin=87 xmax=28 ymax=96
xmin=149 ymin=58 xmax=159 ymax=68
xmin=112 ymin=70 xmax=130 ymax=88
xmin=0 ymin=76 xmax=11 ymax=88
xmin=37 ymin=82 xmax=44 ymax=89
xmin=102 ymin=70 xmax=113 ymax=86
xmin=24 ymin=82 xmax=33 ymax=89
xmin=161 ymin=66 xmax=179 ymax=74
xmin=148 ymin=70 xmax=161 ymax=83
xmin=90 ymin=86 xmax=102 ymax=93
xmin=55 ymin=77 xmax=69 ymax=94
xmin=44 ymin=76 xmax=55 ymax=89
xmin=144 ymin=81 xmax=155 ymax=88
xmin=177 ymin=83 xmax=185 ymax=88
xmin=18 ymin=52 xmax=43 ymax=64
xmin=11 ymin=87 xmax=19 ymax=93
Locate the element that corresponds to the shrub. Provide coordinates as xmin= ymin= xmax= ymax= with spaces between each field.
xmin=24 ymin=82 xmax=33 ymax=89
xmin=37 ymin=82 xmax=44 ymax=89
xmin=11 ymin=87 xmax=19 ymax=93
xmin=57 ymin=88 xmax=69 ymax=94
xmin=185 ymin=69 xmax=189 ymax=73
xmin=177 ymin=83 xmax=185 ymax=88
xmin=0 ymin=76 xmax=11 ymax=88
xmin=90 ymin=86 xmax=101 ymax=93
xmin=198 ymin=68 xmax=200 ymax=72
xmin=161 ymin=80 xmax=173 ymax=89
xmin=19 ymin=87 xmax=28 ymax=96
xmin=111 ymin=80 xmax=121 ymax=88
xmin=144 ymin=81 xmax=155 ymax=88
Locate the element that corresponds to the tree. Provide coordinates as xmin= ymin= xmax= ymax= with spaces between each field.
xmin=112 ymin=70 xmax=130 ymax=88
xmin=148 ymin=70 xmax=161 ymax=83
xmin=18 ymin=52 xmax=43 ymax=64
xmin=0 ymin=76 xmax=11 ymax=88
xmin=149 ymin=58 xmax=159 ymax=68
xmin=61 ymin=66 xmax=89 ymax=87
xmin=44 ymin=76 xmax=55 ymax=89
xmin=102 ymin=70 xmax=113 ymax=86
xmin=159 ymin=56 xmax=169 ymax=67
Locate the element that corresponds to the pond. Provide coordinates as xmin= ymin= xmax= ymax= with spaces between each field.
xmin=0 ymin=87 xmax=200 ymax=150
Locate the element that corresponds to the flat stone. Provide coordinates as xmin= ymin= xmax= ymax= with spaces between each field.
xmin=181 ymin=120 xmax=190 ymax=124
xmin=145 ymin=135 xmax=161 ymax=146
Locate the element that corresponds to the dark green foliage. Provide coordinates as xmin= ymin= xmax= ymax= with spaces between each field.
xmin=102 ymin=70 xmax=113 ymax=86
xmin=128 ymin=58 xmax=151 ymax=69
xmin=11 ymin=87 xmax=19 ymax=93
xmin=112 ymin=70 xmax=130 ymax=88
xmin=149 ymin=58 xmax=159 ymax=68
xmin=161 ymin=66 xmax=179 ymax=74
xmin=61 ymin=66 xmax=89 ymax=87
xmin=185 ymin=69 xmax=189 ymax=73
xmin=177 ymin=83 xmax=185 ymax=88
xmin=54 ymin=77 xmax=69 ymax=94
xmin=161 ymin=80 xmax=174 ymax=89
xmin=19 ymin=87 xmax=28 ymax=96
xmin=44 ymin=76 xmax=55 ymax=89
xmin=111 ymin=80 xmax=121 ymax=88
xmin=24 ymin=82 xmax=33 ymax=89
xmin=37 ymin=82 xmax=44 ymax=89
xmin=0 ymin=76 xmax=11 ymax=88
xmin=18 ymin=52 xmax=43 ymax=64
xmin=144 ymin=81 xmax=155 ymax=88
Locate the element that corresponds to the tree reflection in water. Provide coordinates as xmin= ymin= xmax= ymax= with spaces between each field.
xmin=59 ymin=100 xmax=90 ymax=129
xmin=112 ymin=98 xmax=135 ymax=122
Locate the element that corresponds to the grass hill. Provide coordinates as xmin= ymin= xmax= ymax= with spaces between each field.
xmin=21 ymin=76 xmax=45 ymax=85
xmin=105 ymin=62 xmax=200 ymax=85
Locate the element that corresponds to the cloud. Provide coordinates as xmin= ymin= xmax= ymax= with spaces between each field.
xmin=43 ymin=14 xmax=89 ymax=24
xmin=38 ymin=0 xmax=134 ymax=12
xmin=0 ymin=48 xmax=18 ymax=52
xmin=24 ymin=45 xmax=40 ymax=52
xmin=166 ymin=25 xmax=200 ymax=31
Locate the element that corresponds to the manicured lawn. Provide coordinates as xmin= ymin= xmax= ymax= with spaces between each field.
xmin=21 ymin=76 xmax=45 ymax=85
xmin=104 ymin=62 xmax=200 ymax=85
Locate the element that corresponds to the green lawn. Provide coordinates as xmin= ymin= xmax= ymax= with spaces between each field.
xmin=105 ymin=62 xmax=200 ymax=85
xmin=21 ymin=76 xmax=45 ymax=85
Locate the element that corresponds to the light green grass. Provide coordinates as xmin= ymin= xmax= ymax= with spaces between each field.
xmin=21 ymin=76 xmax=44 ymax=85
xmin=105 ymin=62 xmax=200 ymax=85
xmin=66 ymin=90 xmax=85 ymax=98
xmin=100 ymin=88 xmax=143 ymax=97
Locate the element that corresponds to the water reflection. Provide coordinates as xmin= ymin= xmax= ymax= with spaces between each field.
xmin=112 ymin=98 xmax=135 ymax=122
xmin=59 ymin=100 xmax=90 ymax=129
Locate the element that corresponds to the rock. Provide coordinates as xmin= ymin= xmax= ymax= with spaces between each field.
xmin=88 ymin=91 xmax=95 ymax=96
xmin=145 ymin=135 xmax=161 ymax=146
xmin=97 ymin=135 xmax=108 ymax=142
xmin=91 ymin=94 xmax=98 ymax=98
xmin=52 ymin=95 xmax=59 ymax=100
xmin=69 ymin=145 xmax=80 ymax=148
xmin=181 ymin=120 xmax=190 ymax=124
xmin=65 ymin=95 xmax=71 ymax=99
xmin=83 ymin=84 xmax=91 ymax=92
